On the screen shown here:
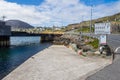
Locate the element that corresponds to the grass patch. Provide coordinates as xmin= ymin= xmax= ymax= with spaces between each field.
xmin=86 ymin=38 xmax=99 ymax=49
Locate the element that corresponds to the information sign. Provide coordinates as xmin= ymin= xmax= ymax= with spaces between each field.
xmin=100 ymin=35 xmax=107 ymax=45
xmin=95 ymin=23 xmax=111 ymax=34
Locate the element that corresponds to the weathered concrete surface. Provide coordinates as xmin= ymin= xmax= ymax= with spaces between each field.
xmin=3 ymin=45 xmax=111 ymax=80
xmin=86 ymin=54 xmax=120 ymax=80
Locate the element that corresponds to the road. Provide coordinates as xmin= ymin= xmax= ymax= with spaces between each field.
xmin=86 ymin=34 xmax=120 ymax=80
xmin=86 ymin=54 xmax=120 ymax=80
xmin=108 ymin=34 xmax=120 ymax=52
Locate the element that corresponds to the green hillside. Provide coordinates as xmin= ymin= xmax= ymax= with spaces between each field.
xmin=66 ymin=12 xmax=120 ymax=32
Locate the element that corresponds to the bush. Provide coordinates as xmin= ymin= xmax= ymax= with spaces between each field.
xmin=87 ymin=38 xmax=99 ymax=49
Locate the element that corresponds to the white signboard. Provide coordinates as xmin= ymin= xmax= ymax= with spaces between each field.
xmin=95 ymin=22 xmax=111 ymax=34
xmin=100 ymin=35 xmax=106 ymax=45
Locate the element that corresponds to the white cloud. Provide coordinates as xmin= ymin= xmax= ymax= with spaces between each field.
xmin=93 ymin=1 xmax=120 ymax=19
xmin=0 ymin=0 xmax=120 ymax=27
xmin=0 ymin=0 xmax=50 ymax=26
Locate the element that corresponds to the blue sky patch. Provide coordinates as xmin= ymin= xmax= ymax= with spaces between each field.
xmin=6 ymin=0 xmax=44 ymax=5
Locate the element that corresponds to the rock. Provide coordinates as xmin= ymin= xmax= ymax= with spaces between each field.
xmin=82 ymin=52 xmax=87 ymax=56
xmin=76 ymin=42 xmax=86 ymax=49
xmin=70 ymin=43 xmax=78 ymax=52
xmin=77 ymin=50 xmax=83 ymax=55
xmin=82 ymin=45 xmax=92 ymax=52
xmin=94 ymin=51 xmax=100 ymax=55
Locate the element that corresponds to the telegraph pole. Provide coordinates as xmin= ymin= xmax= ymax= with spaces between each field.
xmin=90 ymin=0 xmax=93 ymax=34
xmin=79 ymin=16 xmax=84 ymax=40
xmin=81 ymin=16 xmax=84 ymax=34
xmin=90 ymin=6 xmax=93 ymax=34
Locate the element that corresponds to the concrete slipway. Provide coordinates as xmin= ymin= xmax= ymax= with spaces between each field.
xmin=3 ymin=45 xmax=111 ymax=80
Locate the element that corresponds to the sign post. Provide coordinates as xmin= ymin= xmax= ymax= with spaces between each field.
xmin=100 ymin=35 xmax=107 ymax=45
xmin=95 ymin=22 xmax=111 ymax=35
xmin=95 ymin=22 xmax=111 ymax=55
xmin=95 ymin=22 xmax=111 ymax=45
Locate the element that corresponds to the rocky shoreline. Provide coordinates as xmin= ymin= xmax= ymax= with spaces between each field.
xmin=53 ymin=33 xmax=96 ymax=55
xmin=53 ymin=33 xmax=112 ymax=58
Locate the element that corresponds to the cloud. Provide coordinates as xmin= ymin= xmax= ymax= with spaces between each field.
xmin=93 ymin=0 xmax=120 ymax=19
xmin=0 ymin=0 xmax=120 ymax=27
xmin=0 ymin=0 xmax=50 ymax=26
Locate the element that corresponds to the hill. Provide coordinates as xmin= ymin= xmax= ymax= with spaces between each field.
xmin=5 ymin=20 xmax=33 ymax=29
xmin=66 ymin=12 xmax=120 ymax=31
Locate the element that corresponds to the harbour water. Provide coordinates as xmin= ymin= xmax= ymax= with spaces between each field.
xmin=10 ymin=36 xmax=41 ymax=46
xmin=0 ymin=36 xmax=51 ymax=79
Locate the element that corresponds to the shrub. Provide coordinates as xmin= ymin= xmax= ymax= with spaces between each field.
xmin=87 ymin=38 xmax=99 ymax=49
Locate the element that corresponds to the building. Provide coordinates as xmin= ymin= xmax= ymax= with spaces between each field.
xmin=0 ymin=20 xmax=11 ymax=47
xmin=0 ymin=20 xmax=11 ymax=36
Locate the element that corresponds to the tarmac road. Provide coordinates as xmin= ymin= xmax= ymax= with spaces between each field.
xmin=108 ymin=34 xmax=120 ymax=52
xmin=86 ymin=34 xmax=120 ymax=80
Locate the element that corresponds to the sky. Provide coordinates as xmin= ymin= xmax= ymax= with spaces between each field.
xmin=0 ymin=0 xmax=120 ymax=27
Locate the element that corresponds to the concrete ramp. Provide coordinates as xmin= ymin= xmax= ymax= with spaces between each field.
xmin=3 ymin=45 xmax=111 ymax=80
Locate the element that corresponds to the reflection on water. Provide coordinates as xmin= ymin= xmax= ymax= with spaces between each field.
xmin=0 ymin=37 xmax=51 ymax=79
xmin=10 ymin=36 xmax=41 ymax=46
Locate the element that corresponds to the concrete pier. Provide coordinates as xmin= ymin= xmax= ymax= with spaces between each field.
xmin=3 ymin=45 xmax=111 ymax=80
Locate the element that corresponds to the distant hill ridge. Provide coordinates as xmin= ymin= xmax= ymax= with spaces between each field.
xmin=67 ymin=12 xmax=120 ymax=30
xmin=5 ymin=20 xmax=33 ymax=29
